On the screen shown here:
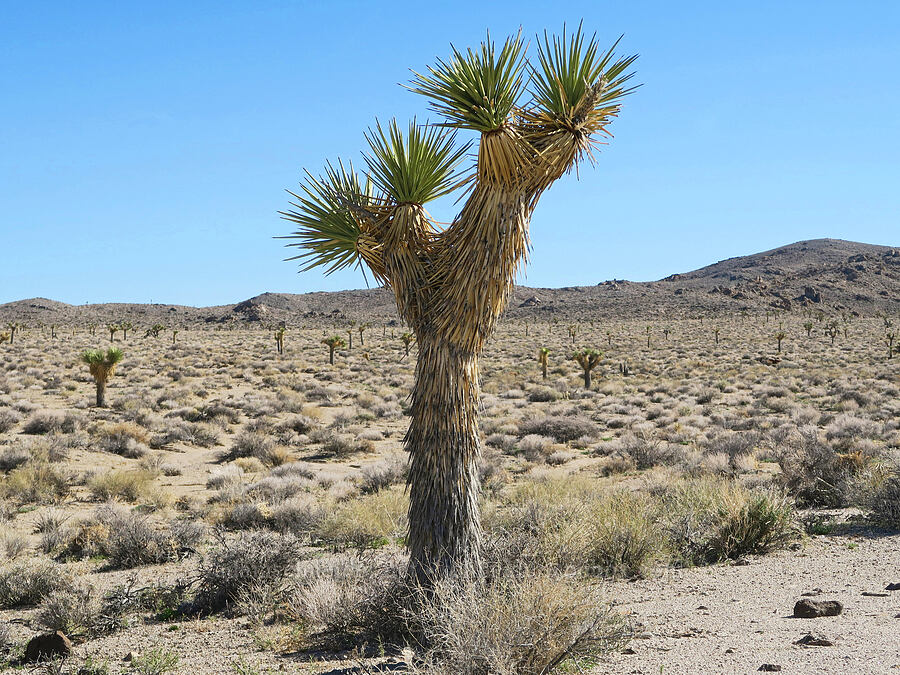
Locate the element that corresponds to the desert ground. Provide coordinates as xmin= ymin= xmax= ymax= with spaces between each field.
xmin=0 ymin=301 xmax=898 ymax=675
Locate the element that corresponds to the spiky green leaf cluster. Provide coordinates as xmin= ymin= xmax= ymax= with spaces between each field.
xmin=363 ymin=119 xmax=468 ymax=204
xmin=80 ymin=347 xmax=124 ymax=367
xmin=408 ymin=32 xmax=526 ymax=132
xmin=531 ymin=23 xmax=638 ymax=126
xmin=279 ymin=161 xmax=372 ymax=275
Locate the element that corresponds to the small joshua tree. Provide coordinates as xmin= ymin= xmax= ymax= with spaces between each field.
xmin=774 ymin=329 xmax=786 ymax=354
xmin=714 ymin=327 xmax=721 ymax=345
xmin=81 ymin=347 xmax=124 ymax=407
xmin=145 ymin=324 xmax=165 ymax=338
xmin=887 ymin=331 xmax=896 ymax=360
xmin=275 ymin=326 xmax=286 ymax=354
xmin=645 ymin=325 xmax=651 ymax=348
xmin=400 ymin=332 xmax=414 ymax=358
xmin=619 ymin=360 xmax=630 ymax=377
xmin=537 ymin=346 xmax=550 ymax=380
xmin=572 ymin=347 xmax=602 ymax=389
xmin=662 ymin=326 xmax=670 ymax=340
xmin=567 ymin=324 xmax=577 ymax=344
xmin=120 ymin=321 xmax=133 ymax=340
xmin=825 ymin=320 xmax=839 ymax=345
xmin=5 ymin=322 xmax=20 ymax=344
xmin=87 ymin=322 xmax=97 ymax=336
xmin=323 ymin=335 xmax=345 ymax=365
xmin=803 ymin=321 xmax=813 ymax=337
xmin=107 ymin=323 xmax=119 ymax=341
xmin=358 ymin=322 xmax=370 ymax=346
xmin=172 ymin=329 xmax=179 ymax=344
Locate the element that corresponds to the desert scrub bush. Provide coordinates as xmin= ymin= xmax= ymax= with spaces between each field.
xmin=285 ymin=551 xmax=406 ymax=640
xmin=409 ymin=571 xmax=629 ymax=675
xmin=518 ymin=414 xmax=597 ymax=442
xmin=2 ymin=460 xmax=71 ymax=503
xmin=0 ymin=557 xmax=74 ymax=608
xmin=660 ymin=476 xmax=797 ymax=564
xmin=859 ymin=461 xmax=900 ymax=528
xmin=360 ymin=454 xmax=408 ymax=494
xmin=130 ymin=648 xmax=180 ymax=675
xmin=36 ymin=581 xmax=100 ymax=639
xmin=318 ymin=488 xmax=408 ymax=549
xmin=23 ymin=410 xmax=80 ymax=435
xmin=0 ymin=408 xmax=21 ymax=433
xmin=490 ymin=480 xmax=665 ymax=578
xmin=88 ymin=469 xmax=155 ymax=502
xmin=0 ymin=444 xmax=30 ymax=472
xmin=618 ymin=431 xmax=675 ymax=469
xmin=192 ymin=531 xmax=302 ymax=614
xmin=777 ymin=426 xmax=865 ymax=507
xmin=227 ymin=430 xmax=288 ymax=466
xmin=312 ymin=429 xmax=374 ymax=458
xmin=515 ymin=434 xmax=552 ymax=462
xmin=96 ymin=422 xmax=150 ymax=458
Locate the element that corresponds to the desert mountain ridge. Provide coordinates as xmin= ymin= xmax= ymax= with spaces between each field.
xmin=3 ymin=238 xmax=898 ymax=325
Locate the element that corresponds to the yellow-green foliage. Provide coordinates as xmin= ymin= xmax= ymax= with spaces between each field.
xmin=88 ymin=469 xmax=156 ymax=503
xmin=318 ymin=488 xmax=408 ymax=548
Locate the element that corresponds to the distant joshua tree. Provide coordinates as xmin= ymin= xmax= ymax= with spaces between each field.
xmin=400 ymin=332 xmax=414 ymax=358
xmin=572 ymin=347 xmax=602 ymax=389
xmin=172 ymin=329 xmax=179 ymax=344
xmin=662 ymin=326 xmax=670 ymax=340
xmin=275 ymin=326 xmax=286 ymax=354
xmin=358 ymin=321 xmax=370 ymax=346
xmin=537 ymin=347 xmax=550 ymax=380
xmin=887 ymin=331 xmax=896 ymax=360
xmin=714 ymin=327 xmax=721 ymax=345
xmin=120 ymin=321 xmax=133 ymax=340
xmin=5 ymin=322 xmax=21 ymax=344
xmin=107 ymin=323 xmax=119 ymax=341
xmin=567 ymin=324 xmax=577 ymax=344
xmin=803 ymin=321 xmax=813 ymax=337
xmin=323 ymin=335 xmax=345 ymax=365
xmin=145 ymin=324 xmax=165 ymax=338
xmin=81 ymin=347 xmax=124 ymax=407
xmin=645 ymin=325 xmax=652 ymax=348
xmin=825 ymin=320 xmax=839 ymax=345
xmin=619 ymin=360 xmax=631 ymax=377
xmin=774 ymin=328 xmax=786 ymax=354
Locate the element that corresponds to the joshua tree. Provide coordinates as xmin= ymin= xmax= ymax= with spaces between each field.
xmin=803 ymin=321 xmax=813 ymax=337
xmin=107 ymin=323 xmax=119 ymax=341
xmin=275 ymin=326 xmax=286 ymax=354
xmin=567 ymin=324 xmax=577 ymax=344
xmin=775 ymin=329 xmax=786 ymax=354
xmin=81 ymin=347 xmax=123 ymax=407
xmin=887 ymin=331 xmax=896 ymax=360
xmin=400 ymin=331 xmax=414 ymax=357
xmin=358 ymin=321 xmax=370 ymax=346
xmin=662 ymin=326 xmax=670 ymax=340
xmin=280 ymin=27 xmax=636 ymax=582
xmin=619 ymin=360 xmax=630 ymax=376
xmin=537 ymin=346 xmax=550 ymax=380
xmin=572 ymin=347 xmax=601 ymax=388
xmin=5 ymin=322 xmax=20 ymax=344
xmin=825 ymin=320 xmax=839 ymax=345
xmin=322 ymin=335 xmax=345 ymax=365
xmin=87 ymin=322 xmax=97 ymax=336
xmin=172 ymin=329 xmax=179 ymax=344
xmin=606 ymin=331 xmax=612 ymax=346
xmin=120 ymin=321 xmax=133 ymax=340
xmin=145 ymin=323 xmax=165 ymax=338
xmin=50 ymin=324 xmax=57 ymax=339
xmin=714 ymin=327 xmax=721 ymax=345
xmin=645 ymin=325 xmax=651 ymax=348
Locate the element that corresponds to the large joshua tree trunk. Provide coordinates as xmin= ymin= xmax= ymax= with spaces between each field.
xmin=95 ymin=379 xmax=107 ymax=407
xmin=406 ymin=338 xmax=482 ymax=579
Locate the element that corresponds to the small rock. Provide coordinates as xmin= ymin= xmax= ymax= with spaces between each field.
xmin=793 ymin=599 xmax=843 ymax=618
xmin=123 ymin=651 xmax=138 ymax=662
xmin=759 ymin=665 xmax=782 ymax=672
xmin=862 ymin=591 xmax=889 ymax=597
xmin=795 ymin=632 xmax=834 ymax=647
xmin=23 ymin=631 xmax=72 ymax=663
xmin=621 ymin=647 xmax=637 ymax=655
xmin=725 ymin=648 xmax=735 ymax=654
xmin=697 ymin=605 xmax=709 ymax=610
xmin=885 ymin=583 xmax=900 ymax=591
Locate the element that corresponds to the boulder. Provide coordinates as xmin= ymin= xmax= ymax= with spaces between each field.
xmin=793 ymin=599 xmax=843 ymax=618
xmin=23 ymin=631 xmax=72 ymax=663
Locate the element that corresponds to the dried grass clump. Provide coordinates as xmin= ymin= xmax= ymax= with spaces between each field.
xmin=36 ymin=581 xmax=100 ymax=639
xmin=860 ymin=461 xmax=900 ymax=528
xmin=0 ymin=444 xmax=30 ymax=472
xmin=318 ymin=489 xmax=408 ymax=549
xmin=777 ymin=426 xmax=867 ymax=507
xmin=88 ymin=469 xmax=156 ymax=503
xmin=409 ymin=571 xmax=630 ymax=675
xmin=23 ymin=410 xmax=81 ymax=435
xmin=3 ymin=460 xmax=72 ymax=504
xmin=661 ymin=477 xmax=797 ymax=564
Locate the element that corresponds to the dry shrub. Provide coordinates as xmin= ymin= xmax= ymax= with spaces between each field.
xmin=36 ymin=581 xmax=100 ymax=639
xmin=98 ymin=422 xmax=150 ymax=458
xmin=619 ymin=431 xmax=676 ymax=469
xmin=777 ymin=426 xmax=867 ymax=507
xmin=23 ymin=410 xmax=80 ymax=435
xmin=409 ymin=572 xmax=629 ymax=675
xmin=359 ymin=454 xmax=407 ymax=494
xmin=0 ymin=408 xmax=21 ymax=433
xmin=661 ymin=477 xmax=797 ymax=564
xmin=3 ymin=461 xmax=71 ymax=503
xmin=88 ymin=469 xmax=155 ymax=502
xmin=518 ymin=415 xmax=597 ymax=442
xmin=0 ymin=557 xmax=74 ymax=608
xmin=192 ymin=531 xmax=302 ymax=614
xmin=860 ymin=460 xmax=900 ymax=528
xmin=0 ymin=444 xmax=30 ymax=472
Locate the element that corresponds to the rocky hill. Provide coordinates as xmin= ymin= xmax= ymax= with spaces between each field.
xmin=2 ymin=239 xmax=898 ymax=326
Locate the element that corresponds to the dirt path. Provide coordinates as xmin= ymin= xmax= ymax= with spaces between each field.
xmin=602 ymin=533 xmax=900 ymax=675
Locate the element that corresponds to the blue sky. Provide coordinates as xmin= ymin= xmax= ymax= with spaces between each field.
xmin=2 ymin=1 xmax=898 ymax=306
